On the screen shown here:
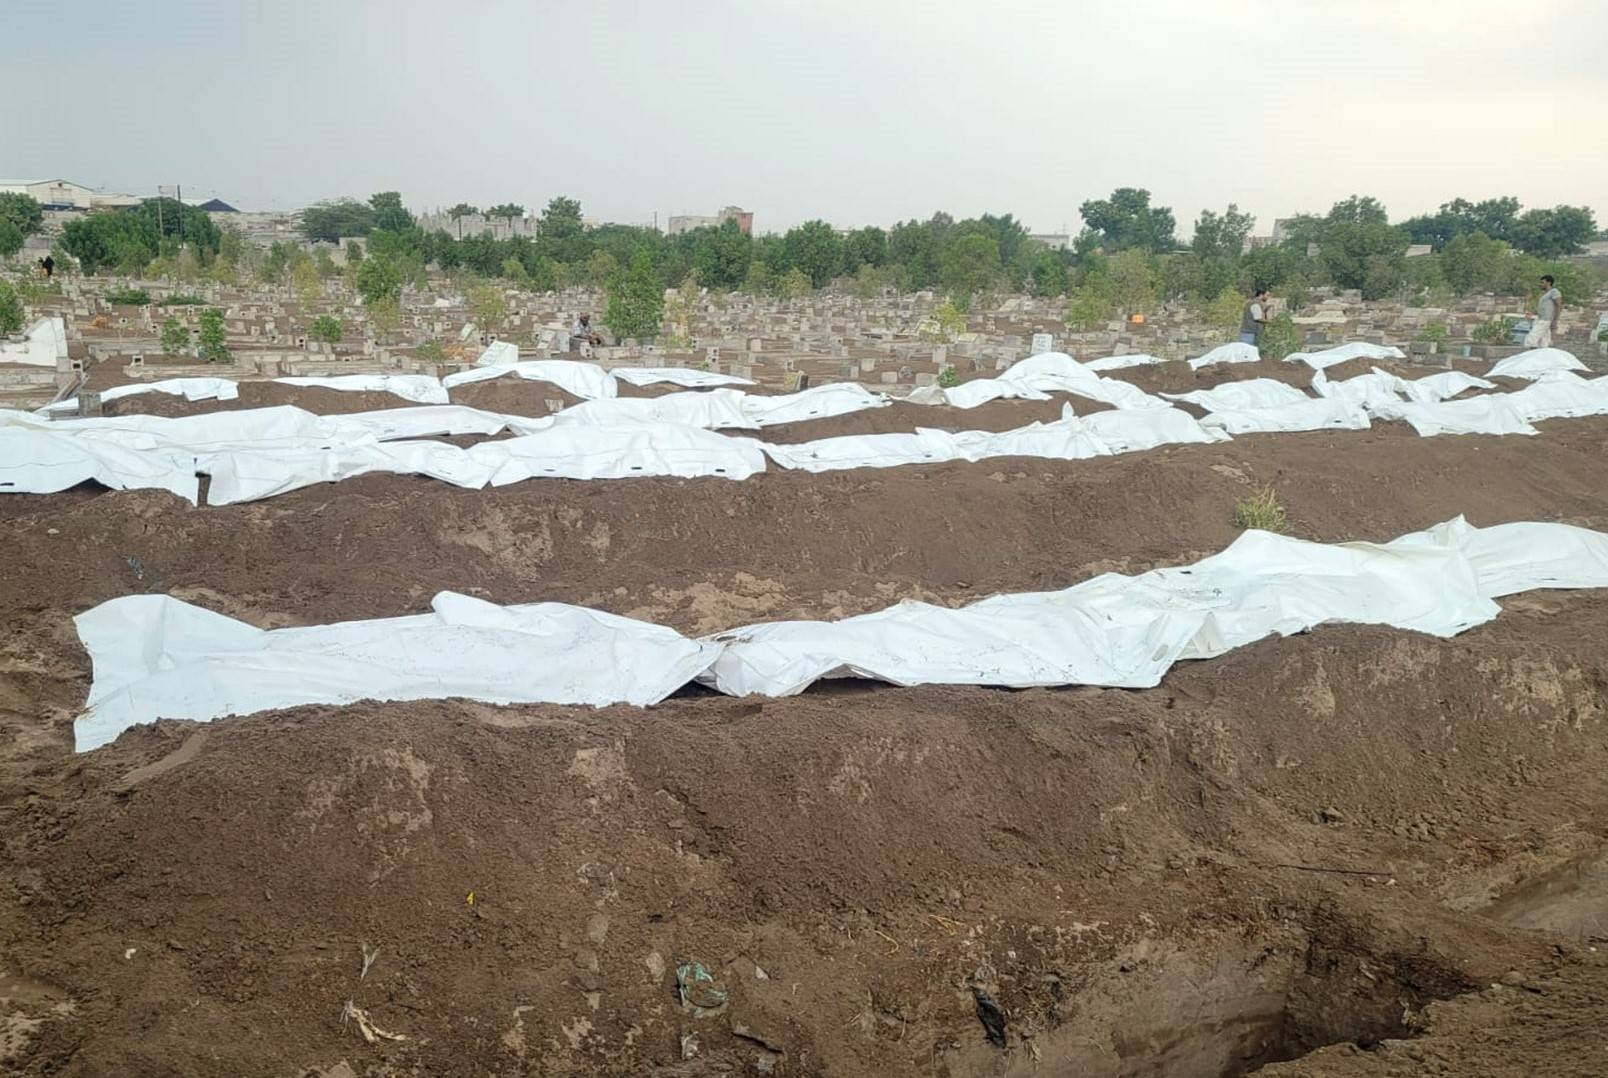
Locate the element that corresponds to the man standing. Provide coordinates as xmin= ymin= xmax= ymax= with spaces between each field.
xmin=1524 ymin=275 xmax=1562 ymax=348
xmin=1239 ymin=286 xmax=1270 ymax=348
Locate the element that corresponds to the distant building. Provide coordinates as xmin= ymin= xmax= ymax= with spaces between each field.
xmin=0 ymin=178 xmax=139 ymax=211
xmin=1029 ymin=233 xmax=1070 ymax=250
xmin=1405 ymin=244 xmax=1433 ymax=258
xmin=195 ymin=197 xmax=240 ymax=213
xmin=667 ymin=206 xmax=753 ymax=236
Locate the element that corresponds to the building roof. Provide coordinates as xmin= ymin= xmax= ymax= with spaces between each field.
xmin=196 ymin=198 xmax=239 ymax=212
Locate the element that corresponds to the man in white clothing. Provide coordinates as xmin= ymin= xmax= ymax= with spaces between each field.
xmin=1523 ymin=274 xmax=1562 ymax=348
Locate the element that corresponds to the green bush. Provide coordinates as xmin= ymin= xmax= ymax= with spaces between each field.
xmin=1415 ymin=321 xmax=1448 ymax=344
xmin=159 ymin=315 xmax=190 ymax=354
xmin=309 ymin=314 xmax=343 ymax=344
xmin=197 ymin=308 xmax=230 ymax=362
xmin=937 ymin=366 xmax=960 ymax=388
xmin=415 ymin=340 xmax=445 ymax=361
xmin=1258 ymin=312 xmax=1301 ymax=360
xmin=160 ymin=293 xmax=205 ymax=306
xmin=105 ymin=287 xmax=152 ymax=306
xmin=1471 ymin=316 xmax=1516 ymax=344
xmin=0 ymin=282 xmax=22 ymax=335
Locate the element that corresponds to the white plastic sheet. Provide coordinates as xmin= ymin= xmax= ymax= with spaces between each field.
xmin=443 ymin=360 xmax=618 ymax=400
xmin=0 ymin=429 xmax=199 ymax=501
xmin=0 ymin=317 xmax=67 ymax=367
xmin=1199 ymin=397 xmax=1372 ymax=435
xmin=73 ymin=592 xmax=720 ymax=752
xmin=609 ymin=367 xmax=756 ymax=388
xmin=275 ymin=375 xmax=450 ymax=405
xmin=738 ymin=382 xmax=890 ymax=426
xmin=907 ymin=353 xmax=1162 ymax=411
xmin=555 ymin=389 xmax=755 ymax=430
xmin=470 ymin=423 xmax=768 ymax=484
xmin=72 ymin=517 xmax=1608 ymax=751
xmin=1163 ymin=379 xmax=1310 ymax=411
xmin=1187 ymin=342 xmax=1260 ymax=370
xmin=1486 ymin=348 xmax=1588 ymax=381
xmin=1282 ymin=342 xmax=1406 ymax=370
xmin=1085 ymin=353 xmax=1168 ymax=371
xmin=36 ymin=377 xmax=241 ymax=415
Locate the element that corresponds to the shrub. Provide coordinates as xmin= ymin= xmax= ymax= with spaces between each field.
xmin=0 ymin=282 xmax=22 ymax=335
xmin=160 ymin=293 xmax=205 ymax=306
xmin=309 ymin=314 xmax=342 ymax=344
xmin=197 ymin=308 xmax=230 ymax=362
xmin=159 ymin=315 xmax=190 ymax=354
xmin=1415 ymin=321 xmax=1449 ymax=344
xmin=937 ymin=366 xmax=960 ymax=388
xmin=1233 ymin=485 xmax=1288 ymax=533
xmin=105 ymin=286 xmax=152 ymax=306
xmin=415 ymin=340 xmax=445 ymax=361
xmin=1471 ymin=316 xmax=1516 ymax=344
xmin=1258 ymin=312 xmax=1301 ymax=360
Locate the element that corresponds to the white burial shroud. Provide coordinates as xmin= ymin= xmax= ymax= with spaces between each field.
xmin=71 ymin=517 xmax=1608 ymax=751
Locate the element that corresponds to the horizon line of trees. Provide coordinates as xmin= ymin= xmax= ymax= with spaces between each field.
xmin=14 ymin=187 xmax=1602 ymax=344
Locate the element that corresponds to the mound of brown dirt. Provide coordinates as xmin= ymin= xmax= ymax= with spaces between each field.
xmin=4 ymin=600 xmax=1607 ymax=1075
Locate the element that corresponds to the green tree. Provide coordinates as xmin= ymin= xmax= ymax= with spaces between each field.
xmin=1026 ymin=248 xmax=1069 ymax=297
xmin=778 ymin=267 xmax=812 ymax=299
xmin=309 ymin=314 xmax=343 ymax=344
xmin=355 ymin=254 xmax=403 ymax=305
xmin=1440 ymin=232 xmax=1510 ymax=294
xmin=368 ymin=191 xmax=414 ymax=232
xmin=537 ymin=197 xmax=586 ymax=262
xmin=1402 ymin=196 xmax=1520 ymax=249
xmin=783 ymin=220 xmax=843 ymax=287
xmin=501 ymin=256 xmax=530 ymax=288
xmin=603 ymin=247 xmax=664 ymax=340
xmin=924 ymin=300 xmax=968 ymax=343
xmin=1108 ymin=248 xmax=1157 ymax=316
xmin=1065 ymin=274 xmax=1117 ymax=329
xmin=584 ymin=249 xmax=619 ymax=288
xmin=196 ymin=308 xmax=230 ymax=362
xmin=1206 ymin=288 xmax=1245 ymax=335
xmin=1192 ymin=204 xmax=1255 ymax=260
xmin=448 ymin=202 xmax=480 ymax=239
xmin=1079 ymin=188 xmax=1177 ymax=251
xmin=842 ymin=226 xmax=888 ymax=272
xmin=291 ymin=257 xmax=322 ymax=304
xmin=940 ymin=233 xmax=999 ymax=302
xmin=300 ymin=199 xmax=377 ymax=242
xmin=743 ymin=260 xmax=772 ymax=295
xmin=159 ymin=314 xmax=191 ymax=354
xmin=1314 ymin=195 xmax=1408 ymax=296
xmin=0 ymin=220 xmax=23 ymax=260
xmin=314 ymin=248 xmax=339 ymax=279
xmin=258 ymin=242 xmax=290 ymax=284
xmin=488 ymin=202 xmax=527 ymax=230
xmin=1259 ymin=312 xmax=1301 ymax=360
xmin=0 ymin=282 xmax=22 ymax=335
xmin=0 ymin=192 xmax=45 ymax=236
xmin=1510 ymin=205 xmax=1597 ymax=258
xmin=689 ymin=220 xmax=752 ymax=290
xmin=467 ymin=283 xmax=507 ymax=331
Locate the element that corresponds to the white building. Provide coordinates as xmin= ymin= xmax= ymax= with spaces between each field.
xmin=0 ymin=179 xmax=140 ymax=210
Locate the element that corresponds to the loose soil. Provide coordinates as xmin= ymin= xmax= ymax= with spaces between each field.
xmin=3 ymin=391 xmax=1608 ymax=1075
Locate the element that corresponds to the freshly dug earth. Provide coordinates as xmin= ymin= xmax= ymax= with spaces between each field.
xmin=5 ymin=606 xmax=1608 ymax=1076
xmin=4 ymin=413 xmax=1608 ymax=1075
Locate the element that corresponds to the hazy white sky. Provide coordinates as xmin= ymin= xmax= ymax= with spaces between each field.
xmin=6 ymin=0 xmax=1604 ymax=236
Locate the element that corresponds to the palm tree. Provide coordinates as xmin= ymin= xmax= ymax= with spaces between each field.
xmin=447 ymin=203 xmax=479 ymax=240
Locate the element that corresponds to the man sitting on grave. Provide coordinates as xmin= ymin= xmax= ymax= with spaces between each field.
xmin=570 ymin=313 xmax=603 ymax=353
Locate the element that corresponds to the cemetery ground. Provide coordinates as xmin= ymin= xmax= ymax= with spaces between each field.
xmin=5 ymin=351 xmax=1608 ymax=1076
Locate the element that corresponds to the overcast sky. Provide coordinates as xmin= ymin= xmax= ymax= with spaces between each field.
xmin=6 ymin=0 xmax=1604 ymax=236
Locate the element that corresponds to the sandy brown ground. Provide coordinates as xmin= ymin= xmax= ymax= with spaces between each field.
xmin=3 ymin=390 xmax=1608 ymax=1075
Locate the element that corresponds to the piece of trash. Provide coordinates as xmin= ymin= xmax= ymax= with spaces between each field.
xmin=680 ymin=1031 xmax=699 ymax=1059
xmin=123 ymin=947 xmax=137 ymax=960
xmin=675 ymin=960 xmax=730 ymax=1017
xmin=466 ymin=891 xmax=475 ymax=906
xmin=972 ymin=987 xmax=1006 ymax=1048
xmin=342 ymin=1000 xmax=407 ymax=1044
xmin=360 ymin=943 xmax=379 ymax=981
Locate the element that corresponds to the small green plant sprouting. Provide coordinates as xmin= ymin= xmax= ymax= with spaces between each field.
xmin=937 ymin=366 xmax=960 ymax=388
xmin=1415 ymin=321 xmax=1448 ymax=344
xmin=1233 ymin=485 xmax=1288 ymax=533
